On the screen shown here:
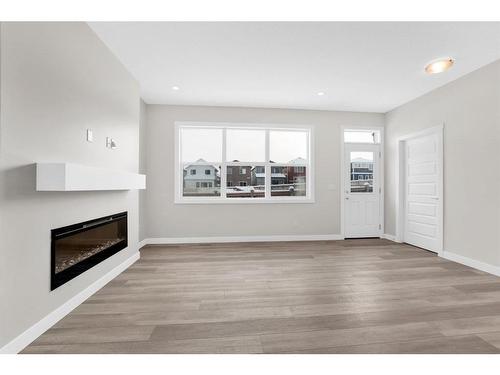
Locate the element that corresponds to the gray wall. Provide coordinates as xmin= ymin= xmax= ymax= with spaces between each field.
xmin=0 ymin=23 xmax=140 ymax=347
xmin=144 ymin=104 xmax=384 ymax=239
xmin=385 ymin=59 xmax=500 ymax=266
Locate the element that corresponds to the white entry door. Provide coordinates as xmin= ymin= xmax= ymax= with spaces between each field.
xmin=344 ymin=143 xmax=382 ymax=238
xmin=403 ymin=131 xmax=443 ymax=253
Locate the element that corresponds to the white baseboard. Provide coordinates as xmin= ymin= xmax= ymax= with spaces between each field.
xmin=380 ymin=235 xmax=500 ymax=277
xmin=0 ymin=251 xmax=140 ymax=354
xmin=144 ymin=234 xmax=344 ymax=245
xmin=441 ymin=251 xmax=500 ymax=277
xmin=380 ymin=233 xmax=402 ymax=242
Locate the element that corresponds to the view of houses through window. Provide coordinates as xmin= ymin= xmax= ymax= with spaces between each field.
xmin=344 ymin=129 xmax=379 ymax=193
xmin=178 ymin=124 xmax=310 ymax=200
xmin=350 ymin=151 xmax=374 ymax=193
xmin=183 ymin=163 xmax=222 ymax=196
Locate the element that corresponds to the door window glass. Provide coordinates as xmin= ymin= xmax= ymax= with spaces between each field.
xmin=350 ymin=151 xmax=374 ymax=193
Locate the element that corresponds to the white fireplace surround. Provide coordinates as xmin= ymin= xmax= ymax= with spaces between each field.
xmin=36 ymin=163 xmax=146 ymax=191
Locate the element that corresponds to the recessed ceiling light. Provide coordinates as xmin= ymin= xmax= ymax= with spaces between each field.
xmin=425 ymin=58 xmax=454 ymax=74
xmin=317 ymin=92 xmax=325 ymax=96
xmin=172 ymin=86 xmax=180 ymax=91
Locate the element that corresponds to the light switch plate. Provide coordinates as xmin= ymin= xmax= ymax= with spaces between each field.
xmin=86 ymin=129 xmax=93 ymax=142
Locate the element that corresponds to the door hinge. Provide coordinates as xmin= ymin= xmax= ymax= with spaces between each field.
xmin=379 ymin=151 xmax=381 ymax=158
xmin=379 ymin=187 xmax=381 ymax=194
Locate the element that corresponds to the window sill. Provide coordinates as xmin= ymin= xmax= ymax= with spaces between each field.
xmin=174 ymin=197 xmax=315 ymax=205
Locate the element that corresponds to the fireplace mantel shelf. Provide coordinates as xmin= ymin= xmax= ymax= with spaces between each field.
xmin=36 ymin=163 xmax=146 ymax=191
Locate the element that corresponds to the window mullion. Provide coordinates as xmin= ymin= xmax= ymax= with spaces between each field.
xmin=306 ymin=130 xmax=311 ymax=199
xmin=221 ymin=128 xmax=227 ymax=198
xmin=265 ymin=129 xmax=270 ymax=199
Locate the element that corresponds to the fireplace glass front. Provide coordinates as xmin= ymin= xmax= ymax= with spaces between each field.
xmin=51 ymin=212 xmax=128 ymax=290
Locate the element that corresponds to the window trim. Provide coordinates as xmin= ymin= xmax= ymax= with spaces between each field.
xmin=175 ymin=121 xmax=314 ymax=204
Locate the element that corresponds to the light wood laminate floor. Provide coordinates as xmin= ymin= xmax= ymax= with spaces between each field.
xmin=23 ymin=239 xmax=500 ymax=353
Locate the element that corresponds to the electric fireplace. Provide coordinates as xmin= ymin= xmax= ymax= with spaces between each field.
xmin=51 ymin=212 xmax=128 ymax=290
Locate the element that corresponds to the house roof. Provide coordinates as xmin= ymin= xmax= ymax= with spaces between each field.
xmin=184 ymin=158 xmax=219 ymax=171
xmin=288 ymin=157 xmax=307 ymax=165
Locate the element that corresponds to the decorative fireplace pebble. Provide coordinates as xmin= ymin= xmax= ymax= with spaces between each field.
xmin=55 ymin=238 xmax=125 ymax=273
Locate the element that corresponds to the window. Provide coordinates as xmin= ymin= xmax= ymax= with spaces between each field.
xmin=176 ymin=123 xmax=312 ymax=202
xmin=226 ymin=129 xmax=265 ymax=162
xmin=227 ymin=165 xmax=265 ymax=199
xmin=344 ymin=129 xmax=381 ymax=144
xmin=269 ymin=130 xmax=308 ymax=163
xmin=350 ymin=151 xmax=374 ymax=193
xmin=271 ymin=165 xmax=307 ymax=197
xmin=183 ymin=165 xmax=221 ymax=197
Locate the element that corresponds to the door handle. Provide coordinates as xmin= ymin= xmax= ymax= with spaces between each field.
xmin=430 ymin=197 xmax=439 ymax=200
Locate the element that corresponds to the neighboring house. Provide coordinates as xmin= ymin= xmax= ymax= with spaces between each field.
xmin=183 ymin=159 xmax=219 ymax=195
xmin=286 ymin=157 xmax=307 ymax=184
xmin=226 ymin=163 xmax=252 ymax=187
xmin=251 ymin=165 xmax=287 ymax=186
xmin=350 ymin=157 xmax=373 ymax=181
xmin=251 ymin=166 xmax=265 ymax=186
xmin=271 ymin=166 xmax=287 ymax=185
xmin=350 ymin=157 xmax=373 ymax=192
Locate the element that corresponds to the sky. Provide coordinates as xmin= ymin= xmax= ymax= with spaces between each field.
xmin=351 ymin=151 xmax=373 ymax=162
xmin=181 ymin=128 xmax=307 ymax=163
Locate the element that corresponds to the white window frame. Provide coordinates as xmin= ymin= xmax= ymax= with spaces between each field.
xmin=175 ymin=121 xmax=314 ymax=204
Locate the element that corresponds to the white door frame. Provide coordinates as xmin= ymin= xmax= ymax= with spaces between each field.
xmin=340 ymin=125 xmax=385 ymax=238
xmin=395 ymin=124 xmax=444 ymax=255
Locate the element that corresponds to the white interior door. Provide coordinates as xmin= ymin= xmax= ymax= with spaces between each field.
xmin=404 ymin=131 xmax=443 ymax=253
xmin=344 ymin=144 xmax=382 ymax=238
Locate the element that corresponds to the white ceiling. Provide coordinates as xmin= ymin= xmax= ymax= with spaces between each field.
xmin=89 ymin=22 xmax=500 ymax=113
